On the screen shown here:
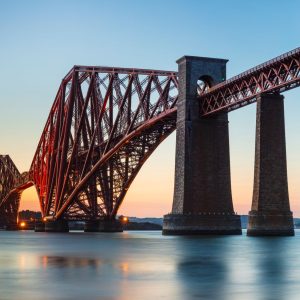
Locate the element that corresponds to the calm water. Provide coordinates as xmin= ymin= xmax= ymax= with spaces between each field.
xmin=1 ymin=230 xmax=300 ymax=300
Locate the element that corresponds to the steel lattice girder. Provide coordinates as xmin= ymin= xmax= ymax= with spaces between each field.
xmin=5 ymin=47 xmax=300 ymax=222
xmin=0 ymin=155 xmax=31 ymax=225
xmin=199 ymin=47 xmax=300 ymax=116
xmin=30 ymin=67 xmax=178 ymax=220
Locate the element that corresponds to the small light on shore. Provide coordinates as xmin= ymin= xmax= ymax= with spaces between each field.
xmin=119 ymin=216 xmax=129 ymax=224
xmin=20 ymin=222 xmax=26 ymax=228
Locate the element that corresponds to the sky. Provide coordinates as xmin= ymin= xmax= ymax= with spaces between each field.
xmin=1 ymin=0 xmax=300 ymax=217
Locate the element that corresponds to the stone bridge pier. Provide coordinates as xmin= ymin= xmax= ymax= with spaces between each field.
xmin=163 ymin=55 xmax=241 ymax=235
xmin=247 ymin=93 xmax=294 ymax=236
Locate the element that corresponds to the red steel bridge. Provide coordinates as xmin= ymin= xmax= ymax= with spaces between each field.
xmin=0 ymin=155 xmax=32 ymax=229
xmin=0 ymin=47 xmax=299 ymax=234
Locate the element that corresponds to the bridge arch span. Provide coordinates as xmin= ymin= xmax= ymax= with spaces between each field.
xmin=0 ymin=156 xmax=34 ymax=227
xmin=30 ymin=67 xmax=178 ymax=222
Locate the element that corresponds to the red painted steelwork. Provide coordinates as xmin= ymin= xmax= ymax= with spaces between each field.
xmin=30 ymin=67 xmax=178 ymax=220
xmin=0 ymin=155 xmax=32 ymax=225
xmin=2 ymin=47 xmax=300 ymax=223
xmin=199 ymin=47 xmax=300 ymax=115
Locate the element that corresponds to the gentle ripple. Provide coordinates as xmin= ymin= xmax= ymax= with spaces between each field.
xmin=1 ymin=229 xmax=300 ymax=300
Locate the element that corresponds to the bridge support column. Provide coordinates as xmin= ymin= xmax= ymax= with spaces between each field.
xmin=45 ymin=219 xmax=69 ymax=232
xmin=247 ymin=93 xmax=294 ymax=236
xmin=163 ymin=55 xmax=241 ymax=235
xmin=84 ymin=219 xmax=123 ymax=232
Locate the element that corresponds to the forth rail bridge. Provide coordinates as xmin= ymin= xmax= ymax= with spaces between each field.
xmin=1 ymin=47 xmax=300 ymax=235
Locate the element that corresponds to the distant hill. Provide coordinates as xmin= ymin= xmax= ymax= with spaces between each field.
xmin=123 ymin=221 xmax=162 ymax=230
xmin=128 ymin=217 xmax=163 ymax=226
xmin=129 ymin=215 xmax=300 ymax=229
xmin=128 ymin=216 xmax=252 ymax=229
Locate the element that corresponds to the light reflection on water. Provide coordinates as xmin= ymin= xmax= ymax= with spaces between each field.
xmin=1 ymin=230 xmax=300 ymax=299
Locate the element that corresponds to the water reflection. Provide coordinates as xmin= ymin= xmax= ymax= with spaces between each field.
xmin=175 ymin=237 xmax=231 ymax=300
xmin=0 ymin=231 xmax=300 ymax=300
xmin=40 ymin=255 xmax=102 ymax=269
xmin=254 ymin=237 xmax=290 ymax=300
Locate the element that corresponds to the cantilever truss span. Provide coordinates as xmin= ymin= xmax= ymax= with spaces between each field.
xmin=1 ymin=47 xmax=300 ymax=223
xmin=0 ymin=155 xmax=31 ymax=225
xmin=30 ymin=67 xmax=178 ymax=220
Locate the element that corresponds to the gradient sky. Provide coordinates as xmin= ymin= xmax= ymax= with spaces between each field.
xmin=1 ymin=0 xmax=300 ymax=217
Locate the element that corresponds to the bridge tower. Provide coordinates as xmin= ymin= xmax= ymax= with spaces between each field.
xmin=163 ymin=56 xmax=241 ymax=235
xmin=247 ymin=93 xmax=294 ymax=236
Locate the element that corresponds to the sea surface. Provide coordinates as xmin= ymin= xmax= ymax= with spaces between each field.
xmin=1 ymin=229 xmax=300 ymax=300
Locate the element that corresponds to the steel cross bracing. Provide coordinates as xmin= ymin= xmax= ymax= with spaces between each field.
xmin=199 ymin=47 xmax=300 ymax=116
xmin=2 ymin=47 xmax=300 ymax=223
xmin=30 ymin=67 xmax=178 ymax=220
xmin=0 ymin=155 xmax=31 ymax=225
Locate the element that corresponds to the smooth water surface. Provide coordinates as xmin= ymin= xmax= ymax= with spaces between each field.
xmin=1 ymin=229 xmax=300 ymax=300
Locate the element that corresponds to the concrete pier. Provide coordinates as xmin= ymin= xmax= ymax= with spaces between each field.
xmin=163 ymin=55 xmax=241 ymax=235
xmin=84 ymin=219 xmax=123 ymax=232
xmin=247 ymin=93 xmax=294 ymax=236
xmin=45 ymin=219 xmax=69 ymax=232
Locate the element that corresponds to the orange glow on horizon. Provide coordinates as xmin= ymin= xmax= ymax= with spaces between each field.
xmin=18 ymin=173 xmax=300 ymax=218
xmin=20 ymin=186 xmax=40 ymax=212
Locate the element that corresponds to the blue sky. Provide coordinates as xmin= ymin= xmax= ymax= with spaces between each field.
xmin=1 ymin=0 xmax=300 ymax=216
